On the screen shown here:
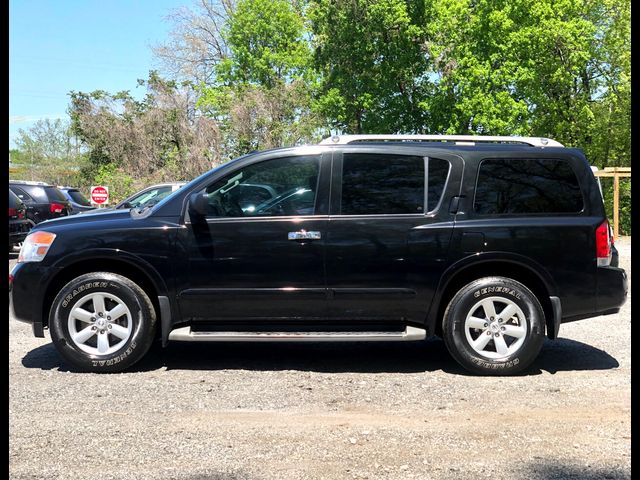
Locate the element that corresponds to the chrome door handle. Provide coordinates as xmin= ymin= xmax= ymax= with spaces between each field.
xmin=288 ymin=230 xmax=321 ymax=241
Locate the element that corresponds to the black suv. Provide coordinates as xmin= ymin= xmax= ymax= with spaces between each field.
xmin=9 ymin=181 xmax=73 ymax=224
xmin=9 ymin=135 xmax=628 ymax=374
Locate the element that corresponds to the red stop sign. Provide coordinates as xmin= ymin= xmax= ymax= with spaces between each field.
xmin=90 ymin=186 xmax=109 ymax=205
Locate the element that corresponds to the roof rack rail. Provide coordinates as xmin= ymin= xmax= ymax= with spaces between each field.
xmin=9 ymin=180 xmax=50 ymax=186
xmin=319 ymin=134 xmax=564 ymax=148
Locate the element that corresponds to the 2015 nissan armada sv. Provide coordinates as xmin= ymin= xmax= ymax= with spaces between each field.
xmin=9 ymin=135 xmax=628 ymax=375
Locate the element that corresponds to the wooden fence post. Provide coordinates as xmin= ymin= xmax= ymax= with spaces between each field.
xmin=593 ymin=167 xmax=631 ymax=240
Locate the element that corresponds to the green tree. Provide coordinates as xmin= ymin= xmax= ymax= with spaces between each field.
xmin=310 ymin=0 xmax=430 ymax=133
xmin=197 ymin=0 xmax=322 ymax=159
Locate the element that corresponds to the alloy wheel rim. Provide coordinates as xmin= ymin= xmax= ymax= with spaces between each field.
xmin=67 ymin=292 xmax=133 ymax=355
xmin=464 ymin=296 xmax=528 ymax=359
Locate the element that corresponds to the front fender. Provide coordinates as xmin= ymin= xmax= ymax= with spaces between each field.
xmin=50 ymin=248 xmax=170 ymax=297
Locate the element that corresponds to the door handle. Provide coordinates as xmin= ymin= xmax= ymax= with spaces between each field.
xmin=288 ymin=230 xmax=321 ymax=241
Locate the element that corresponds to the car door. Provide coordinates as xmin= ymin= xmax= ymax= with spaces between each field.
xmin=325 ymin=147 xmax=463 ymax=325
xmin=178 ymin=152 xmax=331 ymax=323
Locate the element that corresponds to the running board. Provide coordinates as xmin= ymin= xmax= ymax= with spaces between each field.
xmin=167 ymin=325 xmax=426 ymax=342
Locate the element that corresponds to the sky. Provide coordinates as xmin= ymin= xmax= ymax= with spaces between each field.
xmin=9 ymin=0 xmax=189 ymax=149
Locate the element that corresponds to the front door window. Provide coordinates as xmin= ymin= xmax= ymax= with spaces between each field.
xmin=201 ymin=155 xmax=321 ymax=217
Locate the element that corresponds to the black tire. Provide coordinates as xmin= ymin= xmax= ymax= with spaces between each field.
xmin=442 ymin=276 xmax=545 ymax=375
xmin=49 ymin=272 xmax=157 ymax=373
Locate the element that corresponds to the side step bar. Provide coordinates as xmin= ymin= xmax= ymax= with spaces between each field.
xmin=167 ymin=325 xmax=427 ymax=342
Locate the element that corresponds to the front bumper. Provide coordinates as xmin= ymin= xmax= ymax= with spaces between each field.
xmin=9 ymin=261 xmax=58 ymax=338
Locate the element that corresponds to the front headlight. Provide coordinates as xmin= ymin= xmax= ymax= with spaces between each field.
xmin=18 ymin=231 xmax=57 ymax=263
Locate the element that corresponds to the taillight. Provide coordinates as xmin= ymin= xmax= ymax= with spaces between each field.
xmin=595 ymin=220 xmax=611 ymax=267
xmin=50 ymin=203 xmax=64 ymax=214
xmin=8 ymin=207 xmax=17 ymax=217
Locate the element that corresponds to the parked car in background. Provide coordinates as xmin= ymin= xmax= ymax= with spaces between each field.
xmin=8 ymin=189 xmax=34 ymax=250
xmin=115 ymin=182 xmax=186 ymax=209
xmin=9 ymin=181 xmax=72 ymax=224
xmin=82 ymin=183 xmax=187 ymax=214
xmin=58 ymin=187 xmax=96 ymax=214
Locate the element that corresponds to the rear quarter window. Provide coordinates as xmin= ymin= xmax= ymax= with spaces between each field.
xmin=474 ymin=158 xmax=583 ymax=215
xmin=67 ymin=190 xmax=92 ymax=206
xmin=9 ymin=190 xmax=23 ymax=208
xmin=10 ymin=186 xmax=37 ymax=203
xmin=46 ymin=187 xmax=68 ymax=202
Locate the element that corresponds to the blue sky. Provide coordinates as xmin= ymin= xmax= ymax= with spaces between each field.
xmin=9 ymin=0 xmax=188 ymax=148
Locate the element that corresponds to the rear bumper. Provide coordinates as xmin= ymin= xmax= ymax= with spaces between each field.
xmin=561 ymin=266 xmax=628 ymax=324
xmin=596 ymin=266 xmax=628 ymax=312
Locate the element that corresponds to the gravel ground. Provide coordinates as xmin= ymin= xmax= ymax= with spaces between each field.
xmin=9 ymin=238 xmax=631 ymax=480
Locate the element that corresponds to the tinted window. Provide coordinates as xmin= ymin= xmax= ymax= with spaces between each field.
xmin=9 ymin=189 xmax=23 ymax=208
xmin=203 ymin=155 xmax=320 ymax=217
xmin=427 ymin=158 xmax=450 ymax=211
xmin=46 ymin=187 xmax=68 ymax=202
xmin=23 ymin=185 xmax=51 ymax=201
xmin=67 ymin=190 xmax=92 ymax=206
xmin=341 ymin=153 xmax=424 ymax=215
xmin=10 ymin=186 xmax=36 ymax=203
xmin=474 ymin=158 xmax=583 ymax=215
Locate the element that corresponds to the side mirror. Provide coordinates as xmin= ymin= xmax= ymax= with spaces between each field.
xmin=121 ymin=202 xmax=132 ymax=209
xmin=188 ymin=192 xmax=209 ymax=217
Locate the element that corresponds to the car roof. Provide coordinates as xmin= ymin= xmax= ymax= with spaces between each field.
xmin=10 ymin=180 xmax=52 ymax=186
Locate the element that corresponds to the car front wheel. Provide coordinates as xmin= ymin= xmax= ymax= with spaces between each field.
xmin=442 ymin=276 xmax=545 ymax=375
xmin=49 ymin=272 xmax=156 ymax=372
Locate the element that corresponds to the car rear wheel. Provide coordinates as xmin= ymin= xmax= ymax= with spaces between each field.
xmin=442 ymin=276 xmax=545 ymax=375
xmin=49 ymin=272 xmax=156 ymax=372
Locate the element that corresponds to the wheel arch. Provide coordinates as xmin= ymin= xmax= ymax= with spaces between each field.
xmin=427 ymin=257 xmax=556 ymax=339
xmin=42 ymin=254 xmax=167 ymax=333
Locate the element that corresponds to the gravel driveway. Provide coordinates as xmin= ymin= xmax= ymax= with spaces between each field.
xmin=9 ymin=238 xmax=631 ymax=480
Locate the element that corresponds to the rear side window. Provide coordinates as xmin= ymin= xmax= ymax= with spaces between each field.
xmin=10 ymin=186 xmax=36 ymax=203
xmin=341 ymin=153 xmax=425 ymax=215
xmin=339 ymin=154 xmax=450 ymax=215
xmin=474 ymin=158 xmax=583 ymax=215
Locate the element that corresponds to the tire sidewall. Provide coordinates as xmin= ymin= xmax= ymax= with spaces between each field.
xmin=444 ymin=277 xmax=545 ymax=375
xmin=49 ymin=273 xmax=155 ymax=372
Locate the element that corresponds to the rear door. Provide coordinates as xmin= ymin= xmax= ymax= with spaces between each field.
xmin=324 ymin=147 xmax=463 ymax=325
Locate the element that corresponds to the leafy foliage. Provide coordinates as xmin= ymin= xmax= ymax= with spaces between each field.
xmin=10 ymin=119 xmax=87 ymax=187
xmin=69 ymin=72 xmax=222 ymax=192
xmin=197 ymin=0 xmax=323 ymax=159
